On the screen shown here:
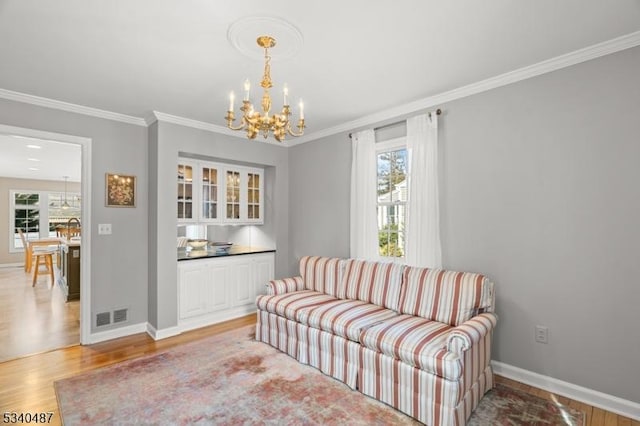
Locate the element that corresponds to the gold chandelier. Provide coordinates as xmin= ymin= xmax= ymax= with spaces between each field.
xmin=225 ymin=35 xmax=305 ymax=142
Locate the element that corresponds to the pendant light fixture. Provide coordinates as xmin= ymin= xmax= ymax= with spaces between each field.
xmin=62 ymin=176 xmax=70 ymax=210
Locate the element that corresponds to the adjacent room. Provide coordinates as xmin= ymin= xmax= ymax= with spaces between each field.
xmin=0 ymin=136 xmax=82 ymax=362
xmin=0 ymin=1 xmax=638 ymax=425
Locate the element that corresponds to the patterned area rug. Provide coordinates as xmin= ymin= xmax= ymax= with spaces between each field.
xmin=55 ymin=326 xmax=584 ymax=425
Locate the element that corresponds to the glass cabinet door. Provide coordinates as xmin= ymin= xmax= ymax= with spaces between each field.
xmin=226 ymin=170 xmax=240 ymax=219
xmin=177 ymin=163 xmax=194 ymax=220
xmin=201 ymin=166 xmax=218 ymax=220
xmin=247 ymin=172 xmax=261 ymax=220
xmin=178 ymin=158 xmax=264 ymax=224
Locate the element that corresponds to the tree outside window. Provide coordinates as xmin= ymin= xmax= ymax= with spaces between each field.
xmin=377 ymin=148 xmax=407 ymax=258
xmin=14 ymin=193 xmax=40 ymax=248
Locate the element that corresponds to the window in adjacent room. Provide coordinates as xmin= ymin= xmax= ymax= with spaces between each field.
xmin=9 ymin=190 xmax=81 ymax=252
xmin=12 ymin=192 xmax=40 ymax=250
xmin=376 ymin=138 xmax=407 ymax=259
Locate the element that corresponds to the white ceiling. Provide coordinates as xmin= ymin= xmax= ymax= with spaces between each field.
xmin=0 ymin=0 xmax=639 ymax=146
xmin=0 ymin=134 xmax=81 ymax=182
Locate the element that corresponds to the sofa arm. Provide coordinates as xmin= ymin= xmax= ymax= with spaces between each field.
xmin=265 ymin=276 xmax=305 ymax=295
xmin=447 ymin=312 xmax=498 ymax=354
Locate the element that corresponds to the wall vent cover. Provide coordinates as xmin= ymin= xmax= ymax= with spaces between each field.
xmin=113 ymin=308 xmax=128 ymax=324
xmin=96 ymin=312 xmax=111 ymax=327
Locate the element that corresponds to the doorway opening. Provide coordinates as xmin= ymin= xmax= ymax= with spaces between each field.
xmin=0 ymin=124 xmax=91 ymax=362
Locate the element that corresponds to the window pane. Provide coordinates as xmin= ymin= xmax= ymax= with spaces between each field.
xmin=15 ymin=193 xmax=39 ymax=206
xmin=376 ymin=148 xmax=407 ymax=258
xmin=377 ymin=149 xmax=407 ymax=200
xmin=15 ymin=208 xmax=39 ymax=232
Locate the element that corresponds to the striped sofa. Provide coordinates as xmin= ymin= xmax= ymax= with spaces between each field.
xmin=255 ymin=256 xmax=497 ymax=426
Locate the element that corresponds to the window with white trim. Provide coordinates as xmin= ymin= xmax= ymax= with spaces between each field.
xmin=10 ymin=190 xmax=81 ymax=252
xmin=376 ymin=138 xmax=408 ymax=259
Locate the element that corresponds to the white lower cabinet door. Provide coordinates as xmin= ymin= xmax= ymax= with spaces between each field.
xmin=230 ymin=258 xmax=253 ymax=307
xmin=206 ymin=262 xmax=231 ymax=312
xmin=178 ymin=262 xmax=208 ymax=319
xmin=253 ymin=253 xmax=275 ymax=297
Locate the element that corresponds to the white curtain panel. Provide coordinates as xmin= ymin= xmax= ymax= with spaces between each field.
xmin=350 ymin=129 xmax=380 ymax=260
xmin=405 ymin=112 xmax=442 ymax=268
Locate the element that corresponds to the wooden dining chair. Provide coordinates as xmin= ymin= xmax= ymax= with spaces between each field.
xmin=18 ymin=228 xmax=33 ymax=272
xmin=57 ymin=226 xmax=81 ymax=239
xmin=18 ymin=228 xmax=59 ymax=274
xmin=32 ymin=249 xmax=56 ymax=287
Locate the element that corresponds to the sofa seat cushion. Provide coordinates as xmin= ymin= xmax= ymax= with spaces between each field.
xmin=359 ymin=314 xmax=462 ymax=380
xmin=297 ymin=299 xmax=398 ymax=342
xmin=256 ymin=290 xmax=338 ymax=321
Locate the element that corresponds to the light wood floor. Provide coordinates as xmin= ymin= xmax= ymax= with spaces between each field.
xmin=0 ymin=313 xmax=636 ymax=426
xmin=0 ymin=265 xmax=80 ymax=363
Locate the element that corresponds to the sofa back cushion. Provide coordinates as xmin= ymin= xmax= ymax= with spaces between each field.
xmin=398 ymin=267 xmax=494 ymax=326
xmin=339 ymin=259 xmax=404 ymax=310
xmin=299 ymin=256 xmax=344 ymax=297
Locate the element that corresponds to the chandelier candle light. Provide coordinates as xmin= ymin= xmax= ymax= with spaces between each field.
xmin=225 ymin=35 xmax=305 ymax=142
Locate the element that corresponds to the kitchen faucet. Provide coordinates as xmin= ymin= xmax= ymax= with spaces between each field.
xmin=67 ymin=217 xmax=81 ymax=239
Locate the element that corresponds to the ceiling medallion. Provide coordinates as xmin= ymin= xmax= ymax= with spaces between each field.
xmin=227 ymin=16 xmax=303 ymax=61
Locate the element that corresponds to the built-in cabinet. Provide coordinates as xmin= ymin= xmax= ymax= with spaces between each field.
xmin=177 ymin=252 xmax=274 ymax=332
xmin=177 ymin=158 xmax=264 ymax=225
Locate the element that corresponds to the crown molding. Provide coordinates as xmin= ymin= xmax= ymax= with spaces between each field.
xmin=289 ymin=30 xmax=640 ymax=147
xmin=149 ymin=111 xmax=290 ymax=147
xmin=149 ymin=111 xmax=236 ymax=135
xmin=0 ymin=88 xmax=147 ymax=127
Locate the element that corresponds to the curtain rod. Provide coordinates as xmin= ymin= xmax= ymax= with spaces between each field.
xmin=348 ymin=109 xmax=441 ymax=139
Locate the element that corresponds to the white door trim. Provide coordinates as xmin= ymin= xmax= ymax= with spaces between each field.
xmin=0 ymin=124 xmax=92 ymax=345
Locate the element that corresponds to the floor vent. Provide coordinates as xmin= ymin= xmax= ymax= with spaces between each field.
xmin=113 ymin=308 xmax=128 ymax=324
xmin=96 ymin=312 xmax=111 ymax=327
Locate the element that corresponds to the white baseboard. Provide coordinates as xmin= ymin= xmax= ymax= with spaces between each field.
xmin=146 ymin=323 xmax=181 ymax=340
xmin=492 ymin=361 xmax=640 ymax=421
xmin=86 ymin=322 xmax=147 ymax=344
xmin=0 ymin=262 xmax=22 ymax=268
xmin=177 ymin=306 xmax=256 ymax=335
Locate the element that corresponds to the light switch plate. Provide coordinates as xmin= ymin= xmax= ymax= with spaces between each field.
xmin=98 ymin=224 xmax=112 ymax=235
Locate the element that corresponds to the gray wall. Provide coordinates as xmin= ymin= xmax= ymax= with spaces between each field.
xmin=289 ymin=133 xmax=351 ymax=273
xmin=148 ymin=121 xmax=289 ymax=330
xmin=0 ymin=98 xmax=149 ymax=333
xmin=289 ymin=46 xmax=640 ymax=403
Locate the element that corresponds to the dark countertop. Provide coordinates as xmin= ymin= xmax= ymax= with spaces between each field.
xmin=177 ymin=245 xmax=275 ymax=261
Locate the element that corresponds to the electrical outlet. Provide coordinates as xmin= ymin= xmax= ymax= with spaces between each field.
xmin=535 ymin=325 xmax=549 ymax=344
xmin=98 ymin=224 xmax=112 ymax=235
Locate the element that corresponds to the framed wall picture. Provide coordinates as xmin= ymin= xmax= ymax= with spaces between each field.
xmin=105 ymin=173 xmax=136 ymax=207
